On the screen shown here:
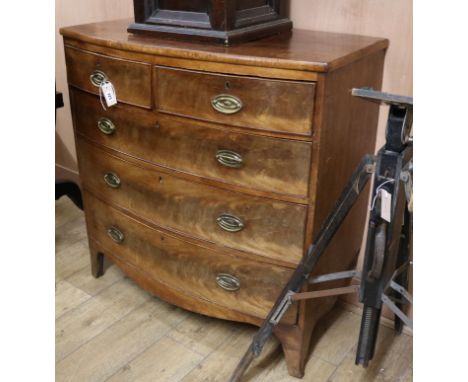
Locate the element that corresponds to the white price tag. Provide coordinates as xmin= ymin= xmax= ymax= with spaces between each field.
xmin=379 ymin=189 xmax=392 ymax=222
xmin=100 ymin=81 xmax=117 ymax=108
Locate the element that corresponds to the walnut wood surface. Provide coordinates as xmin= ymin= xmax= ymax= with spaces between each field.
xmin=84 ymin=192 xmax=298 ymax=325
xmin=77 ymin=138 xmax=307 ymax=264
xmin=155 ymin=66 xmax=315 ymax=135
xmin=60 ymin=19 xmax=388 ymax=73
xmin=71 ymin=89 xmax=312 ymax=198
xmin=65 ymin=46 xmax=152 ymax=108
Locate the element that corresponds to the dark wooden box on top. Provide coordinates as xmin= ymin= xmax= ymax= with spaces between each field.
xmin=128 ymin=0 xmax=292 ymax=44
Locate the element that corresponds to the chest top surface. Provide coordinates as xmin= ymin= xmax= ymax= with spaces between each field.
xmin=60 ymin=19 xmax=388 ymax=73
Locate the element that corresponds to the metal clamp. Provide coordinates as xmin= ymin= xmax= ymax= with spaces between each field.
xmin=382 ymin=294 xmax=413 ymax=329
xmin=269 ymin=291 xmax=295 ymax=325
xmin=381 ymin=261 xmax=413 ymax=329
xmin=308 ymin=270 xmax=361 ymax=284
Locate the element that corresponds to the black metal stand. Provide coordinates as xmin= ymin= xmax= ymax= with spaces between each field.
xmin=55 ymin=87 xmax=83 ymax=210
xmin=230 ymin=89 xmax=413 ymax=381
xmin=55 ymin=181 xmax=83 ymax=210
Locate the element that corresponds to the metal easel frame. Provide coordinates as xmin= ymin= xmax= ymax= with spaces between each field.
xmin=230 ymin=88 xmax=413 ymax=381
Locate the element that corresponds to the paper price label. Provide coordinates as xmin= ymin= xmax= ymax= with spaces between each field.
xmin=100 ymin=82 xmax=117 ymax=107
xmin=380 ymin=189 xmax=392 ymax=222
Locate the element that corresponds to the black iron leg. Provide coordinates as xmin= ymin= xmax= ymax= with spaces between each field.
xmin=55 ymin=181 xmax=83 ymax=210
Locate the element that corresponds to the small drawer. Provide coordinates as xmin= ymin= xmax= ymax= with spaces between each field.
xmin=71 ymin=89 xmax=312 ymax=198
xmin=64 ymin=46 xmax=151 ymax=108
xmin=84 ymin=193 xmax=298 ymax=324
xmin=155 ymin=66 xmax=316 ymax=135
xmin=77 ymin=138 xmax=307 ymax=264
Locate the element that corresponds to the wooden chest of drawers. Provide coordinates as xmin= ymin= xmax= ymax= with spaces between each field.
xmin=61 ymin=19 xmax=387 ymax=377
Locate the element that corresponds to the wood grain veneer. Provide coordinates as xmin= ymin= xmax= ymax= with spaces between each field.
xmin=154 ymin=66 xmax=316 ymax=135
xmin=84 ymin=192 xmax=298 ymax=325
xmin=71 ymin=89 xmax=312 ymax=198
xmin=65 ymin=46 xmax=152 ymax=108
xmin=77 ymin=137 xmax=307 ymax=264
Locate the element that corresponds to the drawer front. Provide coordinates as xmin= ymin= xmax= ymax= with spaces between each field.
xmin=84 ymin=193 xmax=298 ymax=324
xmin=72 ymin=90 xmax=312 ymax=198
xmin=77 ymin=139 xmax=307 ymax=264
xmin=155 ymin=66 xmax=316 ymax=135
xmin=64 ymin=46 xmax=151 ymax=108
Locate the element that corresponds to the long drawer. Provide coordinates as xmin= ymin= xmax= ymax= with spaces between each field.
xmin=64 ymin=46 xmax=152 ymax=108
xmin=155 ymin=66 xmax=316 ymax=135
xmin=84 ymin=192 xmax=298 ymax=324
xmin=71 ymin=89 xmax=312 ymax=198
xmin=77 ymin=138 xmax=307 ymax=264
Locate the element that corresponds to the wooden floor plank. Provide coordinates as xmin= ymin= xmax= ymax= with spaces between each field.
xmin=66 ymin=263 xmax=125 ymax=296
xmin=255 ymin=353 xmax=336 ymax=382
xmin=180 ymin=325 xmax=279 ymax=382
xmin=375 ymin=331 xmax=413 ymax=381
xmin=330 ymin=325 xmax=413 ymax=382
xmin=55 ymin=240 xmax=90 ymax=282
xmin=55 ymin=279 xmax=92 ymax=319
xmin=106 ymin=336 xmax=203 ymax=382
xmin=167 ymin=312 xmax=238 ymax=357
xmin=55 ymin=213 xmax=88 ymax=254
xmin=309 ymin=307 xmax=362 ymax=366
xmin=56 ymin=299 xmax=189 ymax=382
xmin=56 ymin=198 xmax=83 ymax=229
xmin=56 ymin=277 xmax=152 ymax=361
xmin=400 ymin=367 xmax=413 ymax=382
xmin=55 ymin=199 xmax=89 ymax=280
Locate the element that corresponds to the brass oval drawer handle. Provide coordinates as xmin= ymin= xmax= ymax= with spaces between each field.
xmin=97 ymin=118 xmax=116 ymax=135
xmin=216 ymin=273 xmax=240 ymax=292
xmin=107 ymin=226 xmax=124 ymax=243
xmin=216 ymin=150 xmax=243 ymax=169
xmin=103 ymin=172 xmax=121 ymax=188
xmin=216 ymin=213 xmax=244 ymax=233
xmin=211 ymin=94 xmax=243 ymax=115
xmin=90 ymin=70 xmax=108 ymax=87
